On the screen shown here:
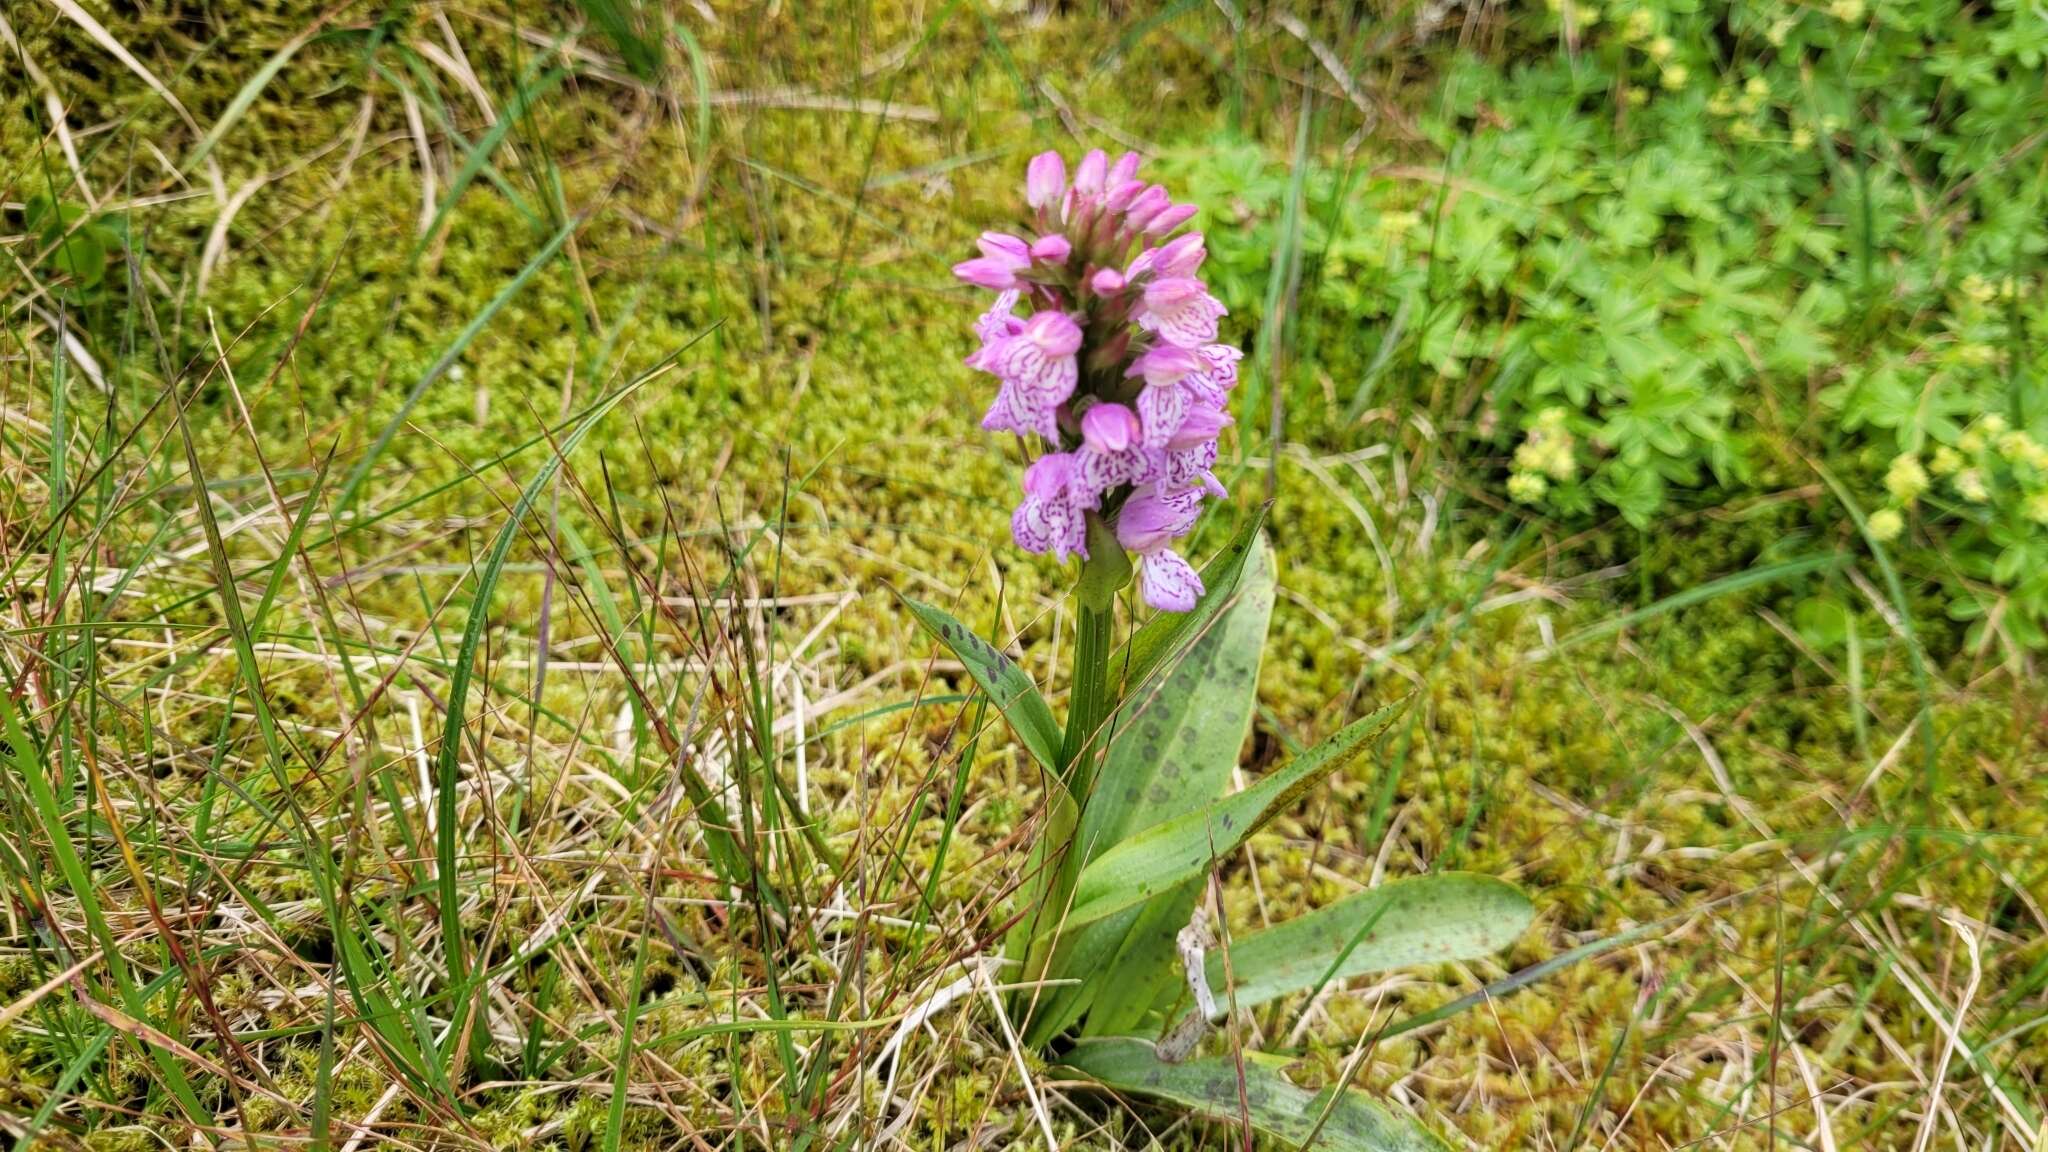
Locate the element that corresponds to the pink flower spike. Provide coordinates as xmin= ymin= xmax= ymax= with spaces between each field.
xmin=954 ymin=258 xmax=1018 ymax=290
xmin=1030 ymin=234 xmax=1072 ymax=263
xmin=1081 ymin=403 xmax=1141 ymax=453
xmin=1090 ymin=267 xmax=1126 ymax=296
xmin=1125 ymin=344 xmax=1200 ymax=386
xmin=1110 ymin=151 xmax=1142 ymax=186
xmin=1074 ymin=149 xmax=1109 ymax=196
xmin=1153 ymin=233 xmax=1206 ymax=277
xmin=1144 ymin=204 xmax=1198 ymax=236
xmin=1026 ymin=152 xmax=1067 ymax=211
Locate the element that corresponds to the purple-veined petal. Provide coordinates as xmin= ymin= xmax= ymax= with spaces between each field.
xmin=1137 ymin=382 xmax=1191 ymax=450
xmin=1137 ymin=547 xmax=1203 ymax=612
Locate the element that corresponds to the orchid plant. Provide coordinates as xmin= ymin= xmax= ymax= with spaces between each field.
xmin=903 ymin=151 xmax=1533 ymax=1150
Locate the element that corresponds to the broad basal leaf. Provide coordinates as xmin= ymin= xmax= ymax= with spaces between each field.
xmin=1204 ymin=873 xmax=1532 ymax=1017
xmin=1062 ymin=1038 xmax=1447 ymax=1152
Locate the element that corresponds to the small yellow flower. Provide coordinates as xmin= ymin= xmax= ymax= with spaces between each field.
xmin=1958 ymin=274 xmax=1994 ymax=304
xmin=1766 ymin=16 xmax=1797 ymax=45
xmin=1953 ymin=469 xmax=1989 ymax=503
xmin=1829 ymin=0 xmax=1865 ymax=21
xmin=1626 ymin=87 xmax=1650 ymax=107
xmin=1981 ymin=414 xmax=2009 ymax=436
xmin=1790 ymin=127 xmax=1814 ymax=149
xmin=1885 ymin=454 xmax=1929 ymax=504
xmin=1661 ymin=64 xmax=1689 ymax=89
xmin=1508 ymin=472 xmax=1549 ymax=504
xmin=1624 ymin=9 xmax=1654 ymax=40
xmin=1995 ymin=430 xmax=2031 ymax=458
xmin=1647 ymin=35 xmax=1675 ymax=61
xmin=2026 ymin=492 xmax=2048 ymax=525
xmin=1867 ymin=507 xmax=1904 ymax=543
xmin=1573 ymin=2 xmax=1602 ymax=24
xmin=1930 ymin=445 xmax=1963 ymax=476
xmin=1744 ymin=75 xmax=1770 ymax=99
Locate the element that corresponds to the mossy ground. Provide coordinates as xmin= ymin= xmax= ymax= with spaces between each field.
xmin=1 ymin=2 xmax=2043 ymax=1149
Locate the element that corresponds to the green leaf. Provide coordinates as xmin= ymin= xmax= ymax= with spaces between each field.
xmin=900 ymin=594 xmax=1062 ymax=771
xmin=1058 ymin=700 xmax=1406 ymax=937
xmin=1205 ymin=873 xmax=1532 ymax=1016
xmin=1062 ymin=1038 xmax=1447 ymax=1152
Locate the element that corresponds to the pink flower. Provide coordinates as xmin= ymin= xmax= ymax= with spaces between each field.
xmin=965 ymin=290 xmax=1024 ymax=371
xmin=1090 ymin=268 xmax=1126 ymax=296
xmin=1122 ymin=186 xmax=1171 ymax=233
xmin=1031 ymin=234 xmax=1072 ymax=263
xmin=1183 ymin=343 xmax=1243 ymax=406
xmin=1110 ymin=152 xmax=1142 ymax=186
xmin=1136 ymin=278 xmax=1227 ymax=347
xmin=1151 ymin=233 xmax=1206 ymax=277
xmin=952 ymin=232 xmax=1033 ymax=290
xmin=1012 ymin=453 xmax=1088 ymax=562
xmin=1125 ymin=344 xmax=1201 ymax=388
xmin=1074 ymin=149 xmax=1109 ymax=196
xmin=981 ymin=311 xmax=1082 ymax=443
xmin=1144 ymin=203 xmax=1198 ymax=236
xmin=1075 ymin=402 xmax=1149 ymax=501
xmin=1026 ymin=152 xmax=1066 ymax=211
xmin=1116 ymin=487 xmax=1205 ymax=611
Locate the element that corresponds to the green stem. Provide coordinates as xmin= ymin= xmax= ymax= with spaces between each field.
xmin=1060 ymin=597 xmax=1114 ymax=785
xmin=1061 ymin=517 xmax=1131 ymax=796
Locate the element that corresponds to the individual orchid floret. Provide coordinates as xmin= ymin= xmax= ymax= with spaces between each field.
xmin=1122 ymin=186 xmax=1172 ymax=233
xmin=1012 ymin=453 xmax=1088 ymax=562
xmin=1150 ymin=233 xmax=1206 ymax=277
xmin=1074 ymin=149 xmax=1109 ymax=196
xmin=1116 ymin=487 xmax=1205 ymax=611
xmin=1136 ymin=277 xmax=1227 ymax=347
xmin=1031 ymin=234 xmax=1072 ymax=263
xmin=981 ymin=310 xmax=1082 ymax=443
xmin=1075 ymin=402 xmax=1150 ymax=499
xmin=1026 ymin=152 xmax=1066 ymax=212
xmin=1090 ymin=268 xmax=1126 ymax=296
xmin=1145 ymin=203 xmax=1198 ymax=236
xmin=953 ymin=232 xmax=1033 ymax=290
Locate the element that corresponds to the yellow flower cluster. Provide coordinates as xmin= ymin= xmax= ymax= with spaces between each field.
xmin=1510 ymin=409 xmax=1578 ymax=505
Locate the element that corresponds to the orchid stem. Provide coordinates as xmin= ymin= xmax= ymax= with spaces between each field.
xmin=1060 ymin=597 xmax=1114 ymax=791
